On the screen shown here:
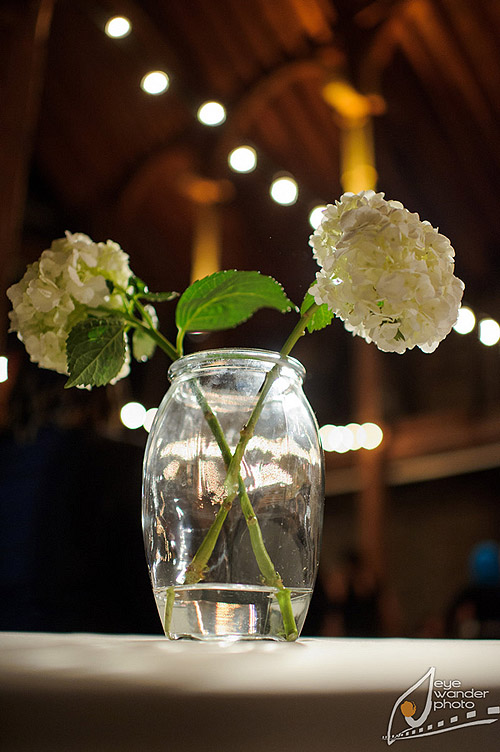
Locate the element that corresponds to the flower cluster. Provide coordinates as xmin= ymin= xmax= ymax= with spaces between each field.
xmin=309 ymin=191 xmax=464 ymax=353
xmin=7 ymin=232 xmax=132 ymax=377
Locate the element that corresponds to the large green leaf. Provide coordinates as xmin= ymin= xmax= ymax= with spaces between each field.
xmin=301 ymin=292 xmax=335 ymax=333
xmin=175 ymin=270 xmax=294 ymax=337
xmin=65 ymin=317 xmax=127 ymax=388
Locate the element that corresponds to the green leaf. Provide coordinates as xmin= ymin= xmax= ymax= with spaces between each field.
xmin=65 ymin=317 xmax=127 ymax=388
xmin=175 ymin=270 xmax=295 ymax=336
xmin=132 ymin=327 xmax=156 ymax=362
xmin=300 ymin=292 xmax=335 ymax=333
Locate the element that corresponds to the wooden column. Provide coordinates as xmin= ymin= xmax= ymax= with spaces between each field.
xmin=322 ymin=77 xmax=387 ymax=576
xmin=353 ymin=338 xmax=386 ymax=576
xmin=0 ymin=0 xmax=54 ymax=349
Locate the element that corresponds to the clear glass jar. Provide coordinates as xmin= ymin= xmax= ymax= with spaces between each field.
xmin=142 ymin=349 xmax=324 ymax=640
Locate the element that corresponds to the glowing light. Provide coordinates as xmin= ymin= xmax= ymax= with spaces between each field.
xmin=319 ymin=424 xmax=338 ymax=452
xmin=0 ymin=356 xmax=7 ymax=383
xmin=197 ymin=101 xmax=226 ymax=126
xmin=453 ymin=306 xmax=476 ymax=335
xmin=105 ymin=16 xmax=131 ymax=38
xmin=228 ymin=146 xmax=257 ymax=173
xmin=361 ymin=422 xmax=383 ymax=450
xmin=141 ymin=71 xmax=170 ymax=95
xmin=270 ymin=176 xmax=298 ymax=206
xmin=479 ymin=318 xmax=500 ymax=346
xmin=120 ymin=401 xmax=146 ymax=429
xmin=319 ymin=421 xmax=383 ymax=452
xmin=143 ymin=407 xmax=158 ymax=433
xmin=346 ymin=423 xmax=366 ymax=451
xmin=309 ymin=205 xmax=327 ymax=229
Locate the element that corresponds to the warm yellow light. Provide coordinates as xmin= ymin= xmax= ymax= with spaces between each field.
xmin=141 ymin=70 xmax=169 ymax=95
xmin=320 ymin=421 xmax=383 ymax=452
xmin=270 ymin=176 xmax=298 ymax=206
xmin=309 ymin=205 xmax=327 ymax=229
xmin=346 ymin=423 xmax=366 ymax=451
xmin=197 ymin=101 xmax=226 ymax=126
xmin=361 ymin=422 xmax=383 ymax=450
xmin=479 ymin=318 xmax=500 ymax=346
xmin=322 ymin=80 xmax=372 ymax=120
xmin=319 ymin=424 xmax=339 ymax=452
xmin=0 ymin=356 xmax=7 ymax=383
xmin=105 ymin=16 xmax=131 ymax=39
xmin=453 ymin=305 xmax=476 ymax=335
xmin=120 ymin=401 xmax=146 ymax=430
xmin=228 ymin=146 xmax=257 ymax=173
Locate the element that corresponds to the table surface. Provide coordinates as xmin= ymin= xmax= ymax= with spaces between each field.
xmin=1 ymin=633 xmax=499 ymax=752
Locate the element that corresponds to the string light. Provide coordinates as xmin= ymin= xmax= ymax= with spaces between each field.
xmin=479 ymin=317 xmax=500 ymax=347
xmin=309 ymin=205 xmax=327 ymax=229
xmin=105 ymin=16 xmax=131 ymax=38
xmin=120 ymin=401 xmax=147 ymax=429
xmin=270 ymin=175 xmax=298 ymax=205
xmin=143 ymin=407 xmax=158 ymax=432
xmin=0 ymin=356 xmax=8 ymax=383
xmin=141 ymin=71 xmax=170 ymax=95
xmin=228 ymin=146 xmax=257 ymax=173
xmin=453 ymin=305 xmax=476 ymax=334
xmin=319 ymin=422 xmax=383 ymax=452
xmin=197 ymin=101 xmax=226 ymax=126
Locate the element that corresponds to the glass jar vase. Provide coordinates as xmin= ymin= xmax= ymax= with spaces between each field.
xmin=142 ymin=348 xmax=324 ymax=640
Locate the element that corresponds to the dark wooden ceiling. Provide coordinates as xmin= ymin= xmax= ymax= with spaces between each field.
xmin=3 ymin=0 xmax=500 ymax=444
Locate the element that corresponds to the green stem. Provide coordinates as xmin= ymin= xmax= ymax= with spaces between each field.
xmin=164 ymin=586 xmax=175 ymax=638
xmin=224 ymin=303 xmax=319 ymax=499
xmin=170 ymin=381 xmax=298 ymax=640
xmin=128 ymin=314 xmax=181 ymax=362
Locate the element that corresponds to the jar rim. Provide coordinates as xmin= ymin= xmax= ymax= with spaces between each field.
xmin=168 ymin=348 xmax=305 ymax=380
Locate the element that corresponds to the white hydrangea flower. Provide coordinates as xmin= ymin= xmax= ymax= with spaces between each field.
xmin=308 ymin=190 xmax=465 ymax=353
xmin=7 ymin=232 xmax=133 ymax=376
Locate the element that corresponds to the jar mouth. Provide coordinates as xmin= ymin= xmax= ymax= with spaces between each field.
xmin=168 ymin=348 xmax=305 ymax=381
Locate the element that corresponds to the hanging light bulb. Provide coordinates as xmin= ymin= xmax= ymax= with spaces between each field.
xmin=270 ymin=175 xmax=298 ymax=206
xmin=228 ymin=146 xmax=257 ymax=173
xmin=105 ymin=16 xmax=132 ymax=38
xmin=453 ymin=306 xmax=476 ymax=335
xmin=309 ymin=205 xmax=327 ymax=229
xmin=197 ymin=101 xmax=226 ymax=126
xmin=0 ymin=356 xmax=8 ymax=383
xmin=120 ymin=402 xmax=147 ymax=429
xmin=141 ymin=71 xmax=170 ymax=95
xmin=143 ymin=407 xmax=158 ymax=433
xmin=479 ymin=318 xmax=500 ymax=346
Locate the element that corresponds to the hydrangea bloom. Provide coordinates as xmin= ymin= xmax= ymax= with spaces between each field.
xmin=7 ymin=232 xmax=132 ymax=376
xmin=309 ymin=190 xmax=465 ymax=353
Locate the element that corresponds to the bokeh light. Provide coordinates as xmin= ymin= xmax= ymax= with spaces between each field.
xmin=141 ymin=71 xmax=170 ymax=95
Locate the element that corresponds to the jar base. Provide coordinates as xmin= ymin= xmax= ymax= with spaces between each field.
xmin=154 ymin=583 xmax=312 ymax=641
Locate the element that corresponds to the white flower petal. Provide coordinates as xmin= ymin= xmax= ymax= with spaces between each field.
xmin=309 ymin=191 xmax=464 ymax=353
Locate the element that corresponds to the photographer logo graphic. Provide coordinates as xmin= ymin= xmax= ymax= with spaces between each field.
xmin=383 ymin=666 xmax=499 ymax=744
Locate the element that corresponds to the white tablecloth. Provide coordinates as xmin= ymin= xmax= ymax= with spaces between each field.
xmin=1 ymin=633 xmax=499 ymax=751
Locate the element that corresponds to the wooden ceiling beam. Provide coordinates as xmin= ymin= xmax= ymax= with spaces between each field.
xmin=401 ymin=1 xmax=498 ymax=140
xmin=0 ymin=0 xmax=54 ymax=348
xmin=440 ymin=0 xmax=500 ymax=123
